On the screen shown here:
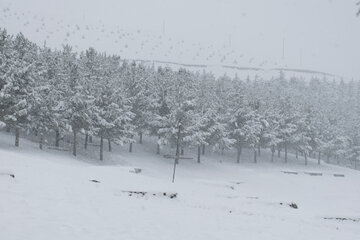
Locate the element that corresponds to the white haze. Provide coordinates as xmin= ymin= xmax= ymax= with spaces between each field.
xmin=0 ymin=0 xmax=359 ymax=79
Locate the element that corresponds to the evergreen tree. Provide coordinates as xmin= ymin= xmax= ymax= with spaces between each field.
xmin=0 ymin=33 xmax=37 ymax=146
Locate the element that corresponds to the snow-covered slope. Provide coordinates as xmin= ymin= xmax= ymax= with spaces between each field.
xmin=1 ymin=132 xmax=359 ymax=240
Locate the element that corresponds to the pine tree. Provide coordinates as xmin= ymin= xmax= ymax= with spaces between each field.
xmin=61 ymin=45 xmax=92 ymax=156
xmin=147 ymin=67 xmax=172 ymax=154
xmin=159 ymin=68 xmax=197 ymax=163
xmin=0 ymin=33 xmax=37 ymax=146
xmin=91 ymin=56 xmax=134 ymax=160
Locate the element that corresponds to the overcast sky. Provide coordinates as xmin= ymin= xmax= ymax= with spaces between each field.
xmin=0 ymin=0 xmax=359 ymax=79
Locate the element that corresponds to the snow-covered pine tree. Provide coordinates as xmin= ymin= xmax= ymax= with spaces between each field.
xmin=91 ymin=55 xmax=134 ymax=160
xmin=160 ymin=68 xmax=197 ymax=163
xmin=126 ymin=62 xmax=151 ymax=146
xmin=228 ymin=86 xmax=249 ymax=163
xmin=0 ymin=28 xmax=14 ymax=129
xmin=0 ymin=33 xmax=37 ymax=147
xmin=147 ymin=66 xmax=172 ymax=155
xmin=263 ymin=112 xmax=281 ymax=162
xmin=182 ymin=72 xmax=216 ymax=163
xmin=209 ymin=74 xmax=235 ymax=156
xmin=208 ymin=111 xmax=235 ymax=156
xmin=27 ymin=46 xmax=58 ymax=149
xmin=293 ymin=111 xmax=314 ymax=165
xmin=78 ymin=47 xmax=104 ymax=150
xmin=0 ymin=28 xmax=14 ymax=91
xmin=277 ymin=96 xmax=297 ymax=163
xmin=183 ymin=111 xmax=211 ymax=163
xmin=61 ymin=45 xmax=93 ymax=156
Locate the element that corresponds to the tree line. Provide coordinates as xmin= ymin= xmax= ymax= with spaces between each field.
xmin=0 ymin=28 xmax=359 ymax=168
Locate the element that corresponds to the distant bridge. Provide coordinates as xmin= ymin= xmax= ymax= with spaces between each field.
xmin=121 ymin=58 xmax=343 ymax=80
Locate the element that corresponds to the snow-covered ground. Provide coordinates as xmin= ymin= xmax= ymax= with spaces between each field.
xmin=1 ymin=131 xmax=360 ymax=240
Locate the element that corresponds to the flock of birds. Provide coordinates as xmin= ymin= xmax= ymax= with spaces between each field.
xmin=0 ymin=4 xmax=278 ymax=72
xmin=2 ymin=3 xmax=342 ymax=81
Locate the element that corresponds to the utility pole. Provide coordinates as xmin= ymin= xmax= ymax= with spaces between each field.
xmin=172 ymin=157 xmax=177 ymax=183
xmin=162 ymin=20 xmax=165 ymax=35
xmin=282 ymin=38 xmax=285 ymax=59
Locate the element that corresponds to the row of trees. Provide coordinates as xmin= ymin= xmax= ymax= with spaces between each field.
xmin=1 ymin=28 xmax=359 ymax=168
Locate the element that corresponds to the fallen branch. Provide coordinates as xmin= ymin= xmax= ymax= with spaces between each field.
xmin=47 ymin=146 xmax=69 ymax=151
xmin=280 ymin=202 xmax=298 ymax=209
xmin=0 ymin=172 xmax=15 ymax=178
xmin=282 ymin=171 xmax=298 ymax=175
xmin=129 ymin=168 xmax=142 ymax=174
xmin=122 ymin=190 xmax=178 ymax=199
xmin=324 ymin=217 xmax=359 ymax=222
xmin=304 ymin=172 xmax=322 ymax=176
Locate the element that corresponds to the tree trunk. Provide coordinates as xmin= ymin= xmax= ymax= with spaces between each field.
xmin=175 ymin=126 xmax=181 ymax=164
xmin=180 ymin=147 xmax=184 ymax=156
xmin=39 ymin=134 xmax=43 ymax=150
xmin=221 ymin=147 xmax=224 ymax=155
xmin=89 ymin=135 xmax=93 ymax=143
xmin=336 ymin=155 xmax=339 ymax=165
xmin=129 ymin=142 xmax=133 ymax=153
xmin=85 ymin=133 xmax=88 ymax=150
xmin=305 ymin=152 xmax=308 ymax=165
xmin=6 ymin=125 xmax=10 ymax=132
xmin=55 ymin=129 xmax=60 ymax=147
xmin=296 ymin=149 xmax=298 ymax=159
xmin=236 ymin=143 xmax=242 ymax=163
xmin=100 ymin=136 xmax=103 ymax=161
xmin=108 ymin=139 xmax=111 ymax=152
xmin=326 ymin=154 xmax=330 ymax=163
xmin=300 ymin=151 xmax=303 ymax=156
xmin=197 ymin=146 xmax=201 ymax=163
xmin=257 ymin=144 xmax=261 ymax=157
xmin=202 ymin=144 xmax=205 ymax=155
xmin=73 ymin=130 xmax=77 ymax=156
xmin=254 ymin=149 xmax=257 ymax=163
xmin=318 ymin=152 xmax=321 ymax=165
xmin=277 ymin=145 xmax=281 ymax=157
xmin=139 ymin=132 xmax=143 ymax=144
xmin=271 ymin=146 xmax=275 ymax=162
xmin=156 ymin=135 xmax=160 ymax=155
xmin=284 ymin=142 xmax=288 ymax=163
xmin=15 ymin=128 xmax=19 ymax=147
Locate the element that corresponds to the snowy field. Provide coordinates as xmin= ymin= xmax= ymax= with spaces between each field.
xmin=1 ymin=132 xmax=359 ymax=240
xmin=1 ymin=1 xmax=360 ymax=239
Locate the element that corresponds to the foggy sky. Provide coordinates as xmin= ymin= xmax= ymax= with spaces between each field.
xmin=0 ymin=0 xmax=359 ymax=79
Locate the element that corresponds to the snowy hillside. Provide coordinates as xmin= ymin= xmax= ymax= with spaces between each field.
xmin=1 ymin=132 xmax=360 ymax=240
xmin=1 ymin=1 xmax=360 ymax=239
